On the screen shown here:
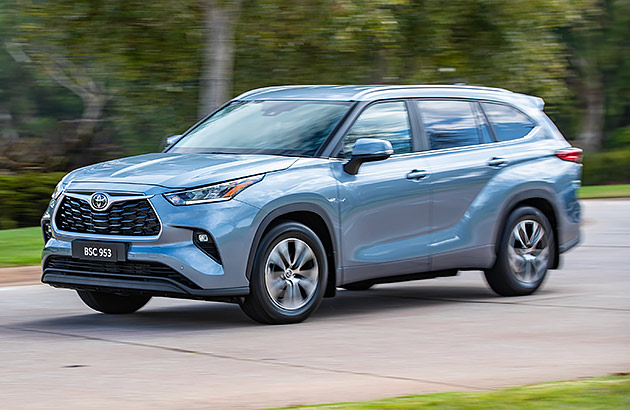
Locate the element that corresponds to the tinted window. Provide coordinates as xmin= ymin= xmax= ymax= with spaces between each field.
xmin=417 ymin=100 xmax=481 ymax=150
xmin=343 ymin=102 xmax=411 ymax=158
xmin=174 ymin=100 xmax=350 ymax=156
xmin=473 ymin=103 xmax=495 ymax=144
xmin=481 ymin=103 xmax=536 ymax=141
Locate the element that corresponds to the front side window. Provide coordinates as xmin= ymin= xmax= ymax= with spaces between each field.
xmin=173 ymin=100 xmax=351 ymax=156
xmin=481 ymin=102 xmax=536 ymax=142
xmin=342 ymin=101 xmax=412 ymax=158
xmin=417 ymin=100 xmax=481 ymax=150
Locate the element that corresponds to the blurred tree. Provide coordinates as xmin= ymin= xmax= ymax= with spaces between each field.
xmin=235 ymin=0 xmax=588 ymax=103
xmin=8 ymin=0 xmax=203 ymax=164
xmin=564 ymin=0 xmax=630 ymax=150
xmin=198 ymin=0 xmax=244 ymax=116
xmin=5 ymin=0 xmax=626 ymax=171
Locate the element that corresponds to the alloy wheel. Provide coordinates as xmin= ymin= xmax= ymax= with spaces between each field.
xmin=507 ymin=219 xmax=551 ymax=284
xmin=264 ymin=238 xmax=319 ymax=310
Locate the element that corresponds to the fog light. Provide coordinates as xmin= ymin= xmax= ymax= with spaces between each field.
xmin=42 ymin=220 xmax=52 ymax=243
xmin=193 ymin=230 xmax=222 ymax=264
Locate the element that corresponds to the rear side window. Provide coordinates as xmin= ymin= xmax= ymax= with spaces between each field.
xmin=342 ymin=101 xmax=412 ymax=157
xmin=481 ymin=103 xmax=536 ymax=141
xmin=417 ymin=100 xmax=481 ymax=150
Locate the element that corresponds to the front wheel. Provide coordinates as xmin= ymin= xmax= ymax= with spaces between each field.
xmin=485 ymin=206 xmax=554 ymax=296
xmin=77 ymin=290 xmax=151 ymax=314
xmin=240 ymin=222 xmax=328 ymax=324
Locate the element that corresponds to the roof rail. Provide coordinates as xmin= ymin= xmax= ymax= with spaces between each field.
xmin=352 ymin=84 xmax=512 ymax=100
xmin=234 ymin=86 xmax=291 ymax=100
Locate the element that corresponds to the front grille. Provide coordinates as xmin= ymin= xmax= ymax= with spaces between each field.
xmin=55 ymin=196 xmax=160 ymax=236
xmin=45 ymin=256 xmax=200 ymax=290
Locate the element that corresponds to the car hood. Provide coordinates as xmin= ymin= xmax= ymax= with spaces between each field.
xmin=66 ymin=153 xmax=299 ymax=189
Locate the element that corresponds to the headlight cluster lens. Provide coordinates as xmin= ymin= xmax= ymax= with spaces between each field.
xmin=52 ymin=179 xmax=67 ymax=199
xmin=164 ymin=175 xmax=264 ymax=206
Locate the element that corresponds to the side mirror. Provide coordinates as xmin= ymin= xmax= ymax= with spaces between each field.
xmin=343 ymin=138 xmax=393 ymax=175
xmin=162 ymin=134 xmax=183 ymax=152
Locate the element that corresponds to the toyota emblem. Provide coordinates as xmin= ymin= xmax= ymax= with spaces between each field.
xmin=90 ymin=193 xmax=109 ymax=211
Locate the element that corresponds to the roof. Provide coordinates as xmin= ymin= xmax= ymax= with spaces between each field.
xmin=235 ymin=84 xmax=544 ymax=110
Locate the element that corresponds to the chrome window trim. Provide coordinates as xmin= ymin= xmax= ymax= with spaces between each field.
xmin=51 ymin=193 xmax=163 ymax=242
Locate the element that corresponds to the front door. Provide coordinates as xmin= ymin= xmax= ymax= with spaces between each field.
xmin=333 ymin=101 xmax=431 ymax=283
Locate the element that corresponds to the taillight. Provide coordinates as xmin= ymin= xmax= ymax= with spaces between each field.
xmin=555 ymin=148 xmax=583 ymax=163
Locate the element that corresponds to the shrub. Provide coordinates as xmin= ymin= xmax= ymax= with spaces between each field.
xmin=582 ymin=148 xmax=630 ymax=186
xmin=0 ymin=173 xmax=65 ymax=229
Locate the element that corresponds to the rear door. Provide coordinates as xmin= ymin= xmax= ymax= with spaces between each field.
xmin=333 ymin=101 xmax=432 ymax=283
xmin=415 ymin=99 xmax=507 ymax=270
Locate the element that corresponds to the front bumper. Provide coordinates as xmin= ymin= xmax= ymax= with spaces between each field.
xmin=42 ymin=190 xmax=261 ymax=298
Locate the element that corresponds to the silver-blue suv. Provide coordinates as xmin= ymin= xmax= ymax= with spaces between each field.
xmin=41 ymin=85 xmax=582 ymax=324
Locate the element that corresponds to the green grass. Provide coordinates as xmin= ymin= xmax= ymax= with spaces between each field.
xmin=267 ymin=375 xmax=630 ymax=409
xmin=580 ymin=184 xmax=630 ymax=199
xmin=0 ymin=226 xmax=43 ymax=267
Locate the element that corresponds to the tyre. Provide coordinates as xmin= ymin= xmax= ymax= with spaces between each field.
xmin=485 ymin=206 xmax=554 ymax=296
xmin=240 ymin=222 xmax=328 ymax=324
xmin=77 ymin=290 xmax=151 ymax=314
xmin=341 ymin=282 xmax=373 ymax=291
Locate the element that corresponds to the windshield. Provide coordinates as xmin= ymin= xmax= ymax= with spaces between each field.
xmin=172 ymin=100 xmax=351 ymax=156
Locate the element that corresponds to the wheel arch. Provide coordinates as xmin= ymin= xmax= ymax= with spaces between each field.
xmin=246 ymin=203 xmax=339 ymax=297
xmin=494 ymin=188 xmax=560 ymax=269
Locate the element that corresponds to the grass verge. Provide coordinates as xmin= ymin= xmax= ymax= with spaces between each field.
xmin=0 ymin=226 xmax=43 ymax=267
xmin=267 ymin=375 xmax=630 ymax=409
xmin=580 ymin=184 xmax=630 ymax=199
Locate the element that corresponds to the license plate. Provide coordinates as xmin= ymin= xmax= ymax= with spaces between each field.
xmin=72 ymin=241 xmax=126 ymax=262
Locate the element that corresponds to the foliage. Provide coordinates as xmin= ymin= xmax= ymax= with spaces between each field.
xmin=1 ymin=0 xmax=627 ymax=171
xmin=582 ymin=148 xmax=630 ymax=185
xmin=0 ymin=226 xmax=43 ymax=267
xmin=235 ymin=0 xmax=586 ymax=103
xmin=7 ymin=0 xmax=203 ymax=162
xmin=0 ymin=172 xmax=65 ymax=229
xmin=605 ymin=126 xmax=630 ymax=150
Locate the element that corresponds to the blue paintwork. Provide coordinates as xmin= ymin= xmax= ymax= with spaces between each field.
xmin=41 ymin=85 xmax=581 ymax=296
xmin=60 ymin=152 xmax=297 ymax=189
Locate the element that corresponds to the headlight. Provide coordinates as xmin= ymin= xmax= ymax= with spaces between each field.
xmin=52 ymin=178 xmax=68 ymax=199
xmin=164 ymin=175 xmax=264 ymax=206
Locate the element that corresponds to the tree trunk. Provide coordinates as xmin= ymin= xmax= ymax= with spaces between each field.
xmin=577 ymin=74 xmax=605 ymax=151
xmin=572 ymin=53 xmax=605 ymax=151
xmin=198 ymin=0 xmax=243 ymax=118
xmin=77 ymin=93 xmax=107 ymax=138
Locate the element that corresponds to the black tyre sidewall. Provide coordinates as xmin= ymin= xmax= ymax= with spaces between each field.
xmin=244 ymin=222 xmax=328 ymax=324
xmin=77 ymin=290 xmax=151 ymax=314
xmin=486 ymin=206 xmax=555 ymax=296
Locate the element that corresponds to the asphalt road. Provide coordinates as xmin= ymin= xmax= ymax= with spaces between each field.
xmin=1 ymin=200 xmax=628 ymax=409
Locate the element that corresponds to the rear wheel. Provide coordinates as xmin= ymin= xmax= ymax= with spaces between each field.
xmin=485 ymin=206 xmax=554 ymax=296
xmin=77 ymin=290 xmax=151 ymax=314
xmin=240 ymin=222 xmax=327 ymax=324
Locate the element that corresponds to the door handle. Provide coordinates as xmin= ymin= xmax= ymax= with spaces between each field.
xmin=487 ymin=157 xmax=508 ymax=168
xmin=406 ymin=169 xmax=428 ymax=180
